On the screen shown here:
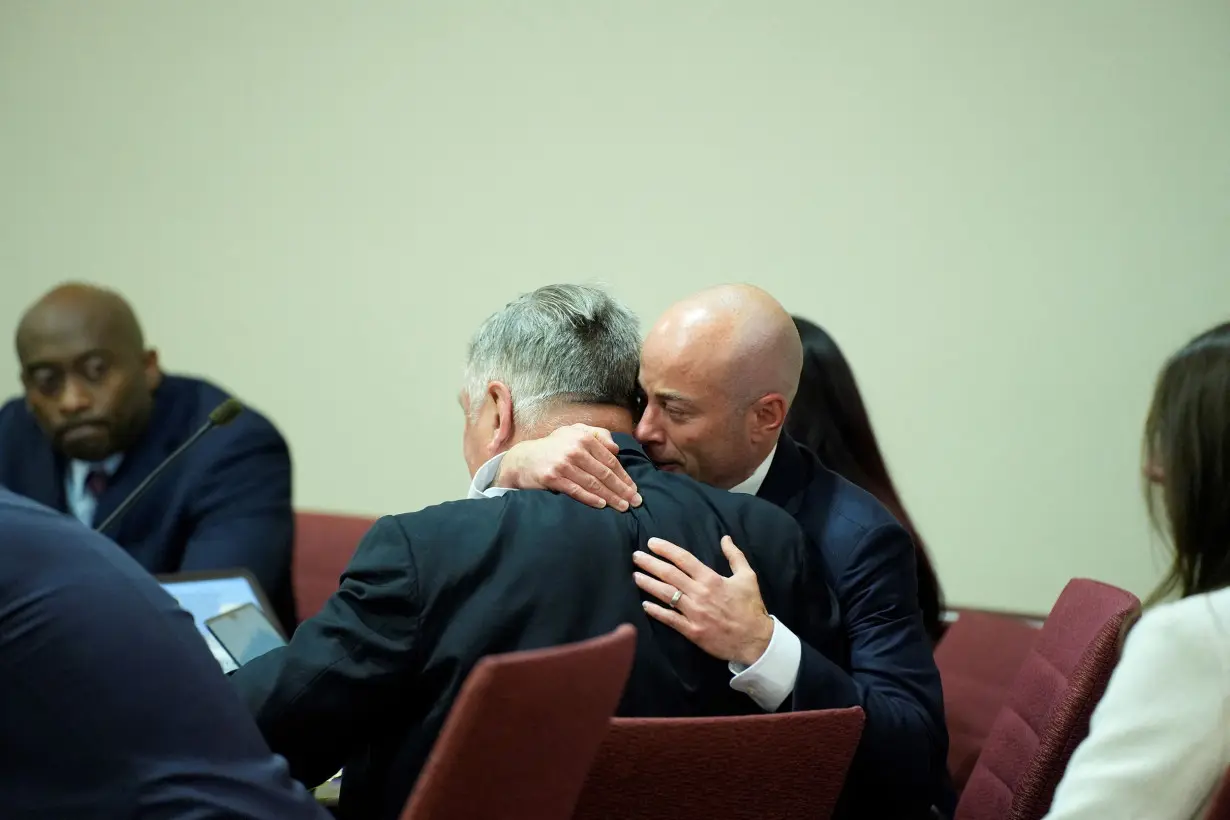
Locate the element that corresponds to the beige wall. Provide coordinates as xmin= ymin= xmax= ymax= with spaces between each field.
xmin=2 ymin=1 xmax=1229 ymax=612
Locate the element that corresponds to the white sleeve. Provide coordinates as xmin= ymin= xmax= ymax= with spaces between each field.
xmin=1043 ymin=600 xmax=1229 ymax=820
xmin=466 ymin=453 xmax=517 ymax=499
xmin=727 ymin=616 xmax=802 ymax=712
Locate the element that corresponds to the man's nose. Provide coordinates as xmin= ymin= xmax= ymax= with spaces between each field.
xmin=59 ymin=377 xmax=94 ymax=416
xmin=635 ymin=408 xmax=662 ymax=443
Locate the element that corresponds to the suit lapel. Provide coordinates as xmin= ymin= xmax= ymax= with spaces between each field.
xmin=21 ymin=442 xmax=68 ymax=512
xmin=756 ymin=434 xmax=809 ymax=515
xmin=91 ymin=392 xmax=179 ymax=538
xmin=91 ymin=438 xmax=162 ymax=537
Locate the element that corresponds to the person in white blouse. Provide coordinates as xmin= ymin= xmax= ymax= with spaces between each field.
xmin=1044 ymin=321 xmax=1230 ymax=820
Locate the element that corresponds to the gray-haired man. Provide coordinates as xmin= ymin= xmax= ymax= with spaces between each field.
xmin=228 ymin=284 xmax=843 ymax=820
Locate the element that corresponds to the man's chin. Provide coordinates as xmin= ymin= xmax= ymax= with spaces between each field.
xmin=62 ymin=446 xmax=115 ymax=463
xmin=56 ymin=431 xmax=115 ymax=462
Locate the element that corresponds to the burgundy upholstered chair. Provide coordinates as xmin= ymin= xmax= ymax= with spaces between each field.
xmin=292 ymin=510 xmax=375 ymax=622
xmin=936 ymin=610 xmax=1041 ymax=791
xmin=400 ymin=624 xmax=637 ymax=820
xmin=955 ymin=579 xmax=1140 ymax=820
xmin=572 ymin=707 xmax=865 ymax=820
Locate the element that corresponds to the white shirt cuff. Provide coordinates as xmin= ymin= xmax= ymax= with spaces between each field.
xmin=727 ymin=615 xmax=801 ymax=712
xmin=467 ymin=452 xmax=516 ymax=499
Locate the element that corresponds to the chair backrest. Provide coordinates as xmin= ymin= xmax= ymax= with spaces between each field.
xmin=401 ymin=624 xmax=638 ymax=820
xmin=1207 ymin=768 xmax=1230 ymax=819
xmin=936 ymin=610 xmax=1041 ymax=791
xmin=956 ymin=579 xmax=1140 ymax=820
xmin=292 ymin=511 xmax=375 ymax=622
xmin=572 ymin=707 xmax=865 ymax=820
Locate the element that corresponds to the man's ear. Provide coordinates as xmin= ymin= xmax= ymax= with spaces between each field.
xmin=487 ymin=381 xmax=516 ymax=453
xmin=749 ymin=393 xmax=788 ymax=444
xmin=144 ymin=349 xmax=163 ymax=391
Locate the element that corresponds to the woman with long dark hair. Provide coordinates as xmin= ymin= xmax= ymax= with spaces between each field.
xmin=785 ymin=316 xmax=945 ymax=642
xmin=1044 ymin=321 xmax=1230 ymax=819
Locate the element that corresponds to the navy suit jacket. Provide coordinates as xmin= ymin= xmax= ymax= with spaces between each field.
xmin=0 ymin=374 xmax=296 ymax=632
xmin=231 ymin=435 xmax=843 ymax=820
xmin=0 ymin=488 xmax=326 ymax=819
xmin=759 ymin=435 xmax=954 ymax=819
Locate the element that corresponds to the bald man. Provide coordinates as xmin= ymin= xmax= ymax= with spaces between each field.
xmin=471 ymin=284 xmax=953 ymax=819
xmin=229 ymin=284 xmax=843 ymax=820
xmin=0 ymin=284 xmax=297 ymax=632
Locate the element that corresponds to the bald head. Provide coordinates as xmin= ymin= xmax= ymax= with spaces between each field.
xmin=17 ymin=283 xmax=160 ymax=461
xmin=649 ymin=284 xmax=803 ymax=408
xmin=17 ymin=284 xmax=145 ymax=361
xmin=636 ymin=284 xmax=802 ymax=490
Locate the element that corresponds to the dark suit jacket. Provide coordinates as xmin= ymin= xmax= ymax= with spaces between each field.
xmin=0 ymin=488 xmax=326 ymax=820
xmin=230 ymin=435 xmax=842 ymax=820
xmin=759 ymin=435 xmax=954 ymax=819
xmin=0 ymin=374 xmax=296 ymax=632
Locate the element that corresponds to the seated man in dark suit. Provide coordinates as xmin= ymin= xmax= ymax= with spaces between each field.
xmin=471 ymin=284 xmax=953 ymax=819
xmin=228 ymin=284 xmax=844 ymax=820
xmin=0 ymin=283 xmax=296 ymax=631
xmin=0 ymin=487 xmax=327 ymax=820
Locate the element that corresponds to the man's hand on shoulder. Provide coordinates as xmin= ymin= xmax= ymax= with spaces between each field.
xmin=633 ymin=536 xmax=774 ymax=667
xmin=494 ymin=423 xmax=642 ymax=511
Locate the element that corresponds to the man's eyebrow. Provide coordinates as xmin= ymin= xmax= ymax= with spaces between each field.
xmin=21 ymin=359 xmax=60 ymax=373
xmin=655 ymin=390 xmax=694 ymax=406
xmin=23 ymin=348 xmax=111 ymax=373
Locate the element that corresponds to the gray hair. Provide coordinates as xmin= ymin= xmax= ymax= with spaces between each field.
xmin=465 ymin=284 xmax=642 ymax=427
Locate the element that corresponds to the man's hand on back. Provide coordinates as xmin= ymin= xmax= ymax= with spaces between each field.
xmin=633 ymin=536 xmax=774 ymax=667
xmin=494 ymin=423 xmax=642 ymax=511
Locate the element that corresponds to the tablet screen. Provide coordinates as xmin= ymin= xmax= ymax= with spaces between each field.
xmin=206 ymin=603 xmax=287 ymax=666
xmin=161 ymin=576 xmax=268 ymax=672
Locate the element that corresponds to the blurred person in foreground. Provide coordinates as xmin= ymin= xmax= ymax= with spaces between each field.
xmin=471 ymin=284 xmax=952 ymax=819
xmin=786 ymin=315 xmax=945 ymax=643
xmin=0 ymin=283 xmax=296 ymax=632
xmin=0 ymin=487 xmax=327 ymax=820
xmin=1044 ymin=321 xmax=1230 ymax=820
xmin=228 ymin=285 xmax=843 ymax=820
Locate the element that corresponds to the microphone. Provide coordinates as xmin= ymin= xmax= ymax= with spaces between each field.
xmin=95 ymin=398 xmax=245 ymax=534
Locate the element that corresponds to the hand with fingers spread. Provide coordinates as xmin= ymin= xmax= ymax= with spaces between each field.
xmin=493 ymin=423 xmax=642 ymax=511
xmin=633 ymin=535 xmax=774 ymax=667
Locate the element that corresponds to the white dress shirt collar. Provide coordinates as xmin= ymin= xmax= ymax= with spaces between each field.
xmin=468 ymin=452 xmax=513 ymax=499
xmin=69 ymin=453 xmax=124 ymax=485
xmin=728 ymin=445 xmax=777 ymax=496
